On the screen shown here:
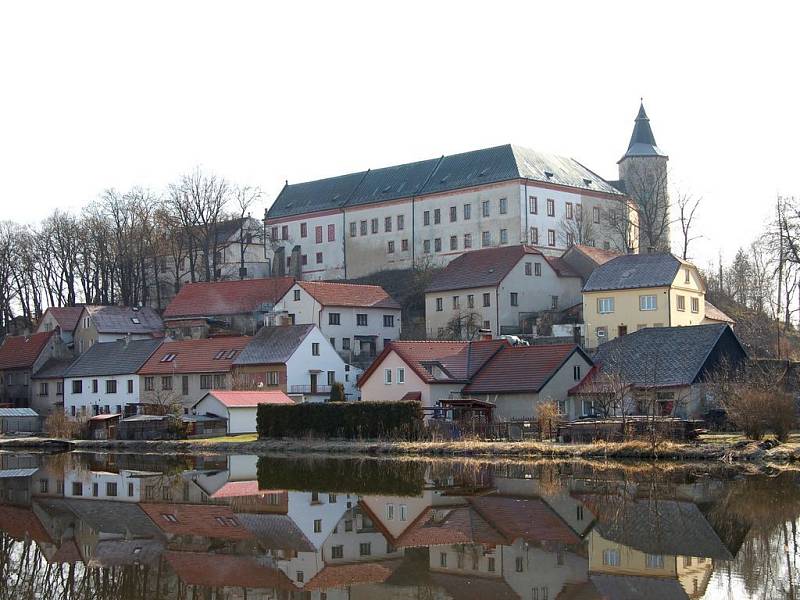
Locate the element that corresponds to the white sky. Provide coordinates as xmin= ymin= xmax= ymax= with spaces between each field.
xmin=1 ymin=1 xmax=798 ymax=269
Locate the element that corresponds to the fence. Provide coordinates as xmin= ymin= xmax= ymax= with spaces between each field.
xmin=559 ymin=417 xmax=703 ymax=443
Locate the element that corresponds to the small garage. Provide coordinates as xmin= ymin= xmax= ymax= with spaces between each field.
xmin=0 ymin=408 xmax=42 ymax=434
xmin=192 ymin=390 xmax=295 ymax=435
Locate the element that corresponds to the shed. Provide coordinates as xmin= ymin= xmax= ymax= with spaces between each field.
xmin=87 ymin=413 xmax=121 ymax=440
xmin=193 ymin=390 xmax=294 ymax=435
xmin=0 ymin=408 xmax=42 ymax=434
xmin=118 ymin=414 xmax=181 ymax=441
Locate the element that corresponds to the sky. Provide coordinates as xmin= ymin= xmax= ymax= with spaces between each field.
xmin=1 ymin=1 xmax=798 ymax=269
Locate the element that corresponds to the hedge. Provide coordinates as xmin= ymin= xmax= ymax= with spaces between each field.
xmin=257 ymin=401 xmax=423 ymax=440
xmin=257 ymin=456 xmax=425 ymax=496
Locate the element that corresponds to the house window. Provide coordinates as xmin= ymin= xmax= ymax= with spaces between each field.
xmin=546 ymin=198 xmax=555 ymax=217
xmin=200 ymin=375 xmax=212 ymax=389
xmin=271 ymin=226 xmax=278 ymax=241
xmin=434 ymin=209 xmax=441 ymax=224
xmin=645 ymin=554 xmax=665 ymax=569
xmin=397 ymin=368 xmax=405 ymax=384
xmin=423 ymin=211 xmax=430 ymax=226
xmin=597 ymin=297 xmax=615 ymax=314
xmin=281 ymin=225 xmax=289 ymax=240
xmin=691 ymin=297 xmax=700 ymax=313
xmin=436 ymin=298 xmax=443 ymax=312
xmin=530 ymin=227 xmax=538 ymax=244
xmin=316 ymin=252 xmax=323 ymax=264
xmin=332 ymin=545 xmax=344 ymax=559
xmin=677 ymin=295 xmax=686 ymax=311
xmin=593 ymin=206 xmax=601 ymax=224
xmin=144 ymin=377 xmax=154 ymax=391
xmin=401 ymin=239 xmax=409 ymax=251
xmin=213 ymin=374 xmax=226 ymax=389
xmin=567 ymin=232 xmax=574 ymax=246
xmin=92 ymin=379 xmax=98 ymax=393
xmin=360 ymin=543 xmax=371 ymax=556
xmin=383 ymin=315 xmax=394 ymax=327
xmin=386 ymin=503 xmax=395 ymax=520
xmin=371 ymin=218 xmax=379 ymax=234
xmin=301 ymin=254 xmax=308 ymax=266
xmin=463 ymin=203 xmax=472 ymax=220
xmin=483 ymin=320 xmax=490 ymax=329
xmin=463 ymin=233 xmax=472 ymax=249
xmin=499 ymin=197 xmax=507 ymax=214
xmin=349 ymin=222 xmax=357 ymax=237
xmin=182 ymin=376 xmax=189 ymax=395
xmin=327 ymin=224 xmax=335 ymax=241
xmin=56 ymin=381 xmax=63 ymax=395
xmin=565 ymin=202 xmax=573 ymax=219
xmin=293 ymin=289 xmax=301 ymax=301
xmin=267 ymin=372 xmax=280 ymax=386
xmin=529 ymin=196 xmax=538 ymax=214
xmin=573 ymin=365 xmax=582 ymax=381
xmin=481 ymin=200 xmax=490 ymax=218
xmin=602 ymin=549 xmax=621 ymax=566
xmin=525 ymin=262 xmax=532 ymax=276
xmin=385 ymin=216 xmax=392 ymax=232
xmin=315 ymin=225 xmax=323 ymax=243
xmin=106 ymin=380 xmax=117 ymax=394
xmin=452 ymin=296 xmax=460 ymax=309
xmin=342 ymin=338 xmax=350 ymax=350
xmin=126 ymin=379 xmax=133 ymax=394
xmin=39 ymin=382 xmax=48 ymax=396
xmin=329 ymin=313 xmax=341 ymax=325
xmin=312 ymin=343 xmax=320 ymax=356
xmin=107 ymin=482 xmax=117 ymax=497
xmin=449 ymin=206 xmax=457 ymax=222
xmin=159 ymin=376 xmax=171 ymax=391
xmin=440 ymin=553 xmax=448 ymax=567
xmin=551 ymin=296 xmax=559 ymax=310
xmin=423 ymin=239 xmax=431 ymax=253
xmin=481 ymin=231 xmax=491 ymax=247
xmin=488 ymin=556 xmax=496 ymax=572
xmin=300 ymin=223 xmax=308 ymax=238
xmin=684 ymin=268 xmax=690 ymax=283
xmin=296 ymin=571 xmax=304 ymax=583
xmin=467 ymin=295 xmax=474 ymax=308
xmin=640 ymin=295 xmax=658 ymax=311
xmin=356 ymin=314 xmax=368 ymax=326
xmin=499 ymin=229 xmax=508 ymax=244
xmin=434 ymin=238 xmax=442 ymax=252
xmin=510 ymin=292 xmax=518 ymax=306
xmin=360 ymin=220 xmax=367 ymax=235
xmin=450 ymin=235 xmax=457 ymax=250
xmin=482 ymin=293 xmax=491 ymax=307
xmin=72 ymin=482 xmax=83 ymax=496
xmin=397 ymin=215 xmax=404 ymax=230
xmin=547 ymin=229 xmax=556 ymax=246
xmin=387 ymin=241 xmax=395 ymax=254
xmin=72 ymin=380 xmax=82 ymax=394
xmin=515 ymin=556 xmax=524 ymax=572
xmin=577 ymin=506 xmax=584 ymax=520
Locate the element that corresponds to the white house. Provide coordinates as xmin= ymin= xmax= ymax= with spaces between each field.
xmin=193 ymin=390 xmax=294 ymax=434
xmin=233 ymin=324 xmax=361 ymax=401
xmin=270 ymin=280 xmax=401 ymax=361
xmin=63 ymin=339 xmax=162 ymax=418
xmin=424 ymin=244 xmax=583 ymax=339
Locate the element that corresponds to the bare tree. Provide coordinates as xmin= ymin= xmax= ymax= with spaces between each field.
xmin=674 ymin=191 xmax=702 ymax=260
xmin=623 ymin=161 xmax=671 ymax=252
xmin=233 ymin=185 xmax=263 ymax=279
xmin=602 ymin=198 xmax=639 ymax=254
xmin=441 ymin=310 xmax=483 ymax=340
xmin=559 ymin=203 xmax=594 ymax=247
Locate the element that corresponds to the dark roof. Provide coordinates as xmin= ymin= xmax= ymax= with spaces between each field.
xmin=588 ymin=575 xmax=689 ymax=600
xmin=268 ymin=144 xmax=623 ymax=220
xmin=32 ymin=358 xmax=75 ymax=380
xmin=426 ymin=245 xmax=544 ymax=293
xmin=0 ymin=331 xmax=54 ymax=370
xmin=233 ymin=324 xmax=315 ymax=366
xmin=620 ymin=102 xmax=668 ymax=161
xmin=60 ymin=499 xmax=163 ymax=538
xmin=64 ymin=339 xmax=162 ymax=377
xmin=84 ymin=305 xmax=163 ymax=334
xmin=583 ymin=253 xmax=682 ymax=292
xmin=579 ymin=324 xmax=743 ymax=390
xmin=236 ymin=513 xmax=315 ymax=552
xmin=464 ymin=344 xmax=590 ymax=394
xmin=42 ymin=306 xmax=84 ymax=333
xmin=163 ymin=277 xmax=295 ymax=319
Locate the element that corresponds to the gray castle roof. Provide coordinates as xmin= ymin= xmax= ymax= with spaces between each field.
xmin=620 ymin=102 xmax=668 ymax=161
xmin=583 ymin=252 xmax=682 ymax=292
xmin=268 ymin=144 xmax=623 ymax=220
xmin=64 ymin=339 xmax=162 ymax=377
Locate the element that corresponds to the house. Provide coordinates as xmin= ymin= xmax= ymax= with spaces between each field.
xmin=147 ymin=216 xmax=271 ymax=309
xmin=36 ymin=306 xmax=84 ymax=348
xmin=137 ymin=336 xmax=251 ymax=414
xmin=265 ymin=140 xmax=642 ymax=282
xmin=0 ymin=331 xmax=70 ymax=407
xmin=30 ymin=358 xmax=74 ymax=416
xmin=424 ymin=245 xmax=582 ymax=339
xmin=462 ymin=344 xmax=593 ymax=420
xmin=569 ymin=324 xmax=748 ymax=419
xmin=193 ymin=390 xmax=295 ymax=434
xmin=559 ymin=244 xmax=621 ymax=283
xmin=271 ymin=280 xmax=401 ymax=362
xmin=162 ymin=277 xmax=295 ymax=339
xmin=63 ymin=339 xmax=162 ymax=418
xmin=73 ymin=305 xmax=163 ymax=354
xmin=582 ymin=253 xmax=707 ymax=348
xmin=233 ymin=324 xmax=359 ymax=401
xmin=358 ymin=339 xmax=591 ymax=420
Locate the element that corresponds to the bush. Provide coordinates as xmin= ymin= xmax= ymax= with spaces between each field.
xmin=257 ymin=401 xmax=423 ymax=440
xmin=329 ymin=382 xmax=345 ymax=402
xmin=44 ymin=412 xmax=85 ymax=439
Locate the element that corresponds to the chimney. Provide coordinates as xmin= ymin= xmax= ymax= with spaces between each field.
xmin=478 ymin=328 xmax=493 ymax=341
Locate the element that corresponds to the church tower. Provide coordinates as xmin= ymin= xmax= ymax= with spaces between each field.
xmin=618 ymin=101 xmax=670 ymax=252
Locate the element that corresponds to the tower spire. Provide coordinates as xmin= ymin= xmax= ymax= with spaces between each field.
xmin=620 ymin=100 xmax=667 ymax=162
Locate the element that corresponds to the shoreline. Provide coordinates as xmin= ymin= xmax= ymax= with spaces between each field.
xmin=1 ymin=436 xmax=799 ymax=465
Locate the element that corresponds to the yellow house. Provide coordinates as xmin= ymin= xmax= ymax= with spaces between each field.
xmin=582 ymin=253 xmax=707 ymax=349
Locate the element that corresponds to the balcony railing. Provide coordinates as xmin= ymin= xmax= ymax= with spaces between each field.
xmin=289 ymin=385 xmax=332 ymax=395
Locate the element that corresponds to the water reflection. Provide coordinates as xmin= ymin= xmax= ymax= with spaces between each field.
xmin=0 ymin=452 xmax=797 ymax=599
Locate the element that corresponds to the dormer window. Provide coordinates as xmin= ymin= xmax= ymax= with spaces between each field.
xmin=131 ymin=317 xmax=141 ymax=324
xmin=159 ymin=353 xmax=177 ymax=363
xmin=214 ymin=350 xmax=226 ymax=359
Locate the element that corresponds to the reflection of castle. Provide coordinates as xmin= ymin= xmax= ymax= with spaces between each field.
xmin=0 ymin=453 xmax=758 ymax=599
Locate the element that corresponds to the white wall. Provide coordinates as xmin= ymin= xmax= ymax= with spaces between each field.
xmin=193 ymin=394 xmax=259 ymax=434
xmin=64 ymin=374 xmax=140 ymax=417
xmin=286 ymin=327 xmax=354 ymax=400
xmin=64 ymin=470 xmax=144 ymax=502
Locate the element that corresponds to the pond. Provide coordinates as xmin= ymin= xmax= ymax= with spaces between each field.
xmin=0 ymin=452 xmax=797 ymax=599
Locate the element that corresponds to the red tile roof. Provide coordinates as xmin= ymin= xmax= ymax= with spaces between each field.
xmin=469 ymin=496 xmax=581 ymax=545
xmin=164 ymin=551 xmax=297 ymax=590
xmin=140 ymin=503 xmax=255 ymax=540
xmin=200 ymin=390 xmax=294 ymax=408
xmin=464 ymin=344 xmax=588 ymax=394
xmin=571 ymin=244 xmax=621 ymax=265
xmin=304 ymin=560 xmax=402 ymax=591
xmin=0 ymin=331 xmax=54 ymax=370
xmin=426 ymin=245 xmax=543 ymax=293
xmin=209 ymin=481 xmax=284 ymax=499
xmin=358 ymin=339 xmax=508 ymax=388
xmin=0 ymin=505 xmax=52 ymax=542
xmin=163 ymin=277 xmax=295 ymax=318
xmin=42 ymin=306 xmax=84 ymax=333
xmin=704 ymin=301 xmax=735 ymax=324
xmin=297 ymin=281 xmax=400 ymax=309
xmin=394 ymin=505 xmax=506 ymax=548
xmin=138 ymin=336 xmax=251 ymax=375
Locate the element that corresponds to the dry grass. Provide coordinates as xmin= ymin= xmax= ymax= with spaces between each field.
xmin=192 ymin=433 xmax=258 ymax=444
